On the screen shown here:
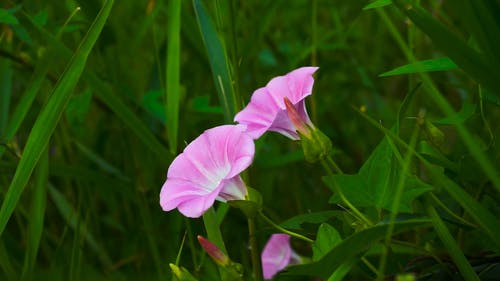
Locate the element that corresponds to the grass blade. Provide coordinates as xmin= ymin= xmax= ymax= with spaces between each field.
xmin=380 ymin=57 xmax=457 ymax=77
xmin=0 ymin=0 xmax=114 ymax=236
xmin=192 ymin=0 xmax=236 ymax=122
xmin=425 ymin=198 xmax=480 ymax=281
xmin=0 ymin=52 xmax=52 ymax=159
xmin=20 ymin=148 xmax=48 ymax=281
xmin=165 ymin=0 xmax=182 ymax=154
xmin=282 ymin=219 xmax=430 ymax=279
xmin=48 ymin=185 xmax=112 ymax=267
xmin=392 ymin=0 xmax=500 ymax=94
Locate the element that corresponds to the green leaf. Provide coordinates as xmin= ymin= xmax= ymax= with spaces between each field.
xmin=380 ymin=57 xmax=457 ymax=77
xmin=280 ymin=219 xmax=430 ymax=279
xmin=0 ymin=0 xmax=114 ymax=237
xmin=142 ymin=89 xmax=166 ymax=123
xmin=434 ymin=101 xmax=476 ymax=125
xmin=166 ymin=0 xmax=182 ymax=154
xmin=325 ymin=138 xmax=432 ymax=213
xmin=0 ymin=8 xmax=18 ymax=25
xmin=363 ymin=0 xmax=392 ymax=10
xmin=312 ymin=223 xmax=342 ymax=261
xmin=33 ymin=9 xmax=48 ymax=26
xmin=392 ymin=0 xmax=500 ymax=94
xmin=191 ymin=96 xmax=223 ymax=114
xmin=21 ymin=149 xmax=48 ymax=281
xmin=417 ymin=141 xmax=458 ymax=172
xmin=192 ymin=0 xmax=237 ymax=122
xmin=280 ymin=211 xmax=342 ymax=230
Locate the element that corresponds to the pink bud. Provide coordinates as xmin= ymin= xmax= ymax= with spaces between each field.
xmin=197 ymin=235 xmax=230 ymax=266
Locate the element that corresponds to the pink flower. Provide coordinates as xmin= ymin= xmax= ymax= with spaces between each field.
xmin=160 ymin=125 xmax=254 ymax=218
xmin=261 ymin=234 xmax=300 ymax=279
xmin=234 ymin=67 xmax=319 ymax=140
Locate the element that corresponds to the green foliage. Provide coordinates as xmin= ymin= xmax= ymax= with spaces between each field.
xmin=325 ymin=138 xmax=433 ymax=213
xmin=0 ymin=1 xmax=498 ymax=281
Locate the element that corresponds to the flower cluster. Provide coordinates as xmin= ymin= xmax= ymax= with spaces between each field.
xmin=160 ymin=67 xmax=328 ymax=279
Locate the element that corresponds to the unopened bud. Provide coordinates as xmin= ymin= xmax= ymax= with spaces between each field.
xmin=197 ymin=236 xmax=230 ymax=266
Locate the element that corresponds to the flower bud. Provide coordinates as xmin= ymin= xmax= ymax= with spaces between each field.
xmin=197 ymin=236 xmax=230 ymax=266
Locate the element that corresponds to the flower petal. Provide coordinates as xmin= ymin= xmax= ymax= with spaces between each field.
xmin=234 ymin=88 xmax=279 ymax=139
xmin=235 ymin=67 xmax=318 ymax=140
xmin=217 ymin=176 xmax=247 ymax=202
xmin=160 ymin=178 xmax=223 ymax=216
xmin=160 ymin=125 xmax=255 ymax=217
xmin=261 ymin=234 xmax=292 ymax=279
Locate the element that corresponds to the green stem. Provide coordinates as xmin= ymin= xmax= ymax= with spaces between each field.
xmin=376 ymin=126 xmax=419 ymax=281
xmin=248 ymin=218 xmax=263 ymax=281
xmin=424 ymin=196 xmax=480 ymax=281
xmin=258 ymin=212 xmax=314 ymax=243
xmin=428 ymin=193 xmax=477 ymax=228
xmin=203 ymin=208 xmax=227 ymax=253
xmin=321 ymin=157 xmax=373 ymax=226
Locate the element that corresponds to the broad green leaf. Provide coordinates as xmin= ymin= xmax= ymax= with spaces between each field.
xmin=166 ymin=0 xmax=182 ymax=154
xmin=312 ymin=223 xmax=342 ymax=261
xmin=363 ymin=0 xmax=392 ymax=10
xmin=0 ymin=8 xmax=18 ymax=24
xmin=192 ymin=0 xmax=237 ymax=122
xmin=280 ymin=219 xmax=430 ymax=279
xmin=325 ymin=138 xmax=432 ymax=213
xmin=380 ymin=57 xmax=457 ymax=77
xmin=0 ymin=0 xmax=114 ymax=237
xmin=280 ymin=211 xmax=342 ymax=230
xmin=355 ymin=109 xmax=500 ymax=247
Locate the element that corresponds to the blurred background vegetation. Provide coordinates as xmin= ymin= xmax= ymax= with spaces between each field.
xmin=0 ymin=0 xmax=499 ymax=280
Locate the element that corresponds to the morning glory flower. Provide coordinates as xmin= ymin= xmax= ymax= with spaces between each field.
xmin=261 ymin=234 xmax=300 ymax=279
xmin=235 ymin=67 xmax=331 ymax=162
xmin=160 ymin=125 xmax=254 ymax=218
xmin=234 ymin=66 xmax=318 ymax=140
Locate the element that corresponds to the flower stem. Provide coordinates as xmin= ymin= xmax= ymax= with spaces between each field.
xmin=321 ymin=156 xmax=372 ymax=226
xmin=258 ymin=212 xmax=314 ymax=243
xmin=248 ymin=218 xmax=263 ymax=281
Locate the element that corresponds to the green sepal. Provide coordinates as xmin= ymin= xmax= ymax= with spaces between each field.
xmin=300 ymin=128 xmax=333 ymax=163
xmin=219 ymin=261 xmax=244 ymax=281
xmin=169 ymin=264 xmax=199 ymax=281
xmin=228 ymin=186 xmax=263 ymax=218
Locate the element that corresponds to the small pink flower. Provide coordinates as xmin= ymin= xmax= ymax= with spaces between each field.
xmin=261 ymin=234 xmax=300 ymax=279
xmin=234 ymin=67 xmax=318 ymax=140
xmin=159 ymin=125 xmax=254 ymax=218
